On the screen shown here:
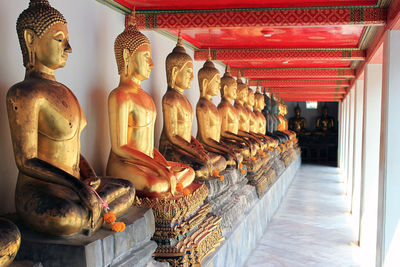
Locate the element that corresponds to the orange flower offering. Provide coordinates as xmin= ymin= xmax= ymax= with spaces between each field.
xmin=239 ymin=163 xmax=244 ymax=169
xmin=219 ymin=175 xmax=224 ymax=181
xmin=269 ymin=148 xmax=273 ymax=152
xmin=258 ymin=149 xmax=263 ymax=154
xmin=183 ymin=188 xmax=191 ymax=196
xmin=212 ymin=169 xmax=220 ymax=177
xmin=111 ymin=221 xmax=126 ymax=232
xmin=241 ymin=169 xmax=246 ymax=175
xmin=250 ymin=157 xmax=256 ymax=161
xmin=176 ymin=182 xmax=183 ymax=192
xmin=262 ymin=152 xmax=266 ymax=156
xmin=104 ymin=211 xmax=116 ymax=224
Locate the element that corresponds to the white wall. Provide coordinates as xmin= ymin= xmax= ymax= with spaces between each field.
xmin=0 ymin=0 xmax=224 ymax=213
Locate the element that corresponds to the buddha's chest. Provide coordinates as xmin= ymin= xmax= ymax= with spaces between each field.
xmin=38 ymin=86 xmax=84 ymax=141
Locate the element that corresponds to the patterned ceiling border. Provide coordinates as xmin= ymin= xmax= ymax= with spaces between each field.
xmin=195 ymin=49 xmax=365 ymax=61
xmin=230 ymin=68 xmax=355 ymax=79
xmin=134 ymin=8 xmax=386 ymax=29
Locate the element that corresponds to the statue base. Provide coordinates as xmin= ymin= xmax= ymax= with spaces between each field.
xmin=135 ymin=182 xmax=224 ymax=266
xmin=205 ymin=169 xmax=258 ymax=235
xmin=13 ymin=207 xmax=157 ymax=267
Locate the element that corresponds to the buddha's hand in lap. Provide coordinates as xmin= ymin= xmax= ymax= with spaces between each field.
xmin=84 ymin=176 xmax=101 ymax=191
xmin=77 ymin=184 xmax=102 ymax=229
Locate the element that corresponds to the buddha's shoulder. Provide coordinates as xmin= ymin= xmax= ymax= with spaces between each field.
xmin=162 ymin=89 xmax=184 ymax=103
xmin=7 ymin=78 xmax=67 ymax=99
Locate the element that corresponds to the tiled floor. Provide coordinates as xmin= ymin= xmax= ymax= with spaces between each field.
xmin=244 ymin=164 xmax=362 ymax=267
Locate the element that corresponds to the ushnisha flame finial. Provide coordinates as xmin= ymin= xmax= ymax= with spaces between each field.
xmin=177 ymin=30 xmax=183 ymax=47
xmin=207 ymin=47 xmax=212 ymax=61
xmin=125 ymin=6 xmax=136 ymax=27
xmin=225 ymin=62 xmax=231 ymax=74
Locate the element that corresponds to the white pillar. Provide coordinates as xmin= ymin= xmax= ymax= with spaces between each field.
xmin=346 ymin=88 xmax=355 ymax=202
xmin=342 ymin=96 xmax=349 ymax=181
xmin=351 ymin=79 xmax=364 ymax=242
xmin=377 ymin=30 xmax=400 ymax=267
xmin=338 ymin=101 xmax=342 ymax=168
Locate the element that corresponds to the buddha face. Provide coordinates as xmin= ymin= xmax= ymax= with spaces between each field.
xmin=226 ymin=82 xmax=237 ymax=100
xmin=33 ymin=23 xmax=71 ymax=71
xmin=237 ymin=87 xmax=248 ymax=103
xmin=248 ymin=92 xmax=255 ymax=107
xmin=132 ymin=44 xmax=154 ymax=81
xmin=257 ymin=96 xmax=265 ymax=111
xmin=207 ymin=74 xmax=221 ymax=96
xmin=295 ymin=107 xmax=301 ymax=116
xmin=175 ymin=61 xmax=194 ymax=90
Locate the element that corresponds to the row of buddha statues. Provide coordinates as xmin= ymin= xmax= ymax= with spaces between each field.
xmin=1 ymin=1 xmax=298 ymax=266
xmin=288 ymin=104 xmax=336 ymax=134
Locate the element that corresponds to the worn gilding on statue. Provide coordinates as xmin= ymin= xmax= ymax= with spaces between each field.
xmin=7 ymin=0 xmax=135 ymax=237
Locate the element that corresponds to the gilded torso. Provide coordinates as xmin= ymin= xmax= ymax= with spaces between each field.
xmin=196 ymin=98 xmax=221 ymax=142
xmin=7 ymin=76 xmax=85 ymax=177
xmin=109 ymin=84 xmax=156 ymax=157
xmin=218 ymin=99 xmax=239 ymax=135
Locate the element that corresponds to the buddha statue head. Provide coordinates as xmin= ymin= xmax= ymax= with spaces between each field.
xmin=247 ymin=87 xmax=255 ymax=109
xmin=295 ymin=103 xmax=301 ymax=117
xmin=17 ymin=0 xmax=71 ymax=76
xmin=166 ymin=32 xmax=194 ymax=93
xmin=236 ymin=71 xmax=248 ymax=103
xmin=254 ymin=87 xmax=265 ymax=111
xmin=322 ymin=105 xmax=329 ymax=117
xmin=198 ymin=51 xmax=220 ymax=97
xmin=114 ymin=14 xmax=153 ymax=83
xmin=220 ymin=63 xmax=237 ymax=101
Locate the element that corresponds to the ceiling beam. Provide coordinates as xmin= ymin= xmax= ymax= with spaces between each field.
xmin=134 ymin=8 xmax=386 ymax=29
xmin=248 ymin=79 xmax=350 ymax=87
xmin=232 ymin=68 xmax=355 ymax=79
xmin=280 ymin=96 xmax=342 ymax=102
xmin=263 ymin=88 xmax=346 ymax=94
xmin=195 ymin=49 xmax=365 ymax=61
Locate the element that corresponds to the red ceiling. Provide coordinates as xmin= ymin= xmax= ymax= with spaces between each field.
xmin=227 ymin=60 xmax=352 ymax=69
xmin=116 ymin=0 xmax=378 ymax=10
xmin=102 ymin=0 xmax=394 ymax=101
xmin=170 ymin=27 xmax=365 ymax=49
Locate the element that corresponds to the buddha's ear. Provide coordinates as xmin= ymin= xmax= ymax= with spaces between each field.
xmin=24 ymin=29 xmax=36 ymax=67
xmin=171 ymin=66 xmax=178 ymax=87
xmin=202 ymin=79 xmax=208 ymax=94
xmin=222 ymin=84 xmax=228 ymax=95
xmin=123 ymin=48 xmax=131 ymax=75
xmin=24 ymin=29 xmax=35 ymax=48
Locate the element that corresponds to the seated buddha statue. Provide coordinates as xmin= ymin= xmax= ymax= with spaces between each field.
xmin=245 ymin=87 xmax=274 ymax=151
xmin=277 ymin=99 xmax=297 ymax=140
xmin=196 ymin=56 xmax=242 ymax=168
xmin=254 ymin=88 xmax=278 ymax=148
xmin=316 ymin=105 xmax=335 ymax=132
xmin=270 ymin=95 xmax=290 ymax=142
xmin=217 ymin=64 xmax=253 ymax=159
xmin=233 ymin=73 xmax=264 ymax=157
xmin=106 ymin=16 xmax=195 ymax=197
xmin=6 ymin=0 xmax=135 ymax=236
xmin=159 ymin=35 xmax=226 ymax=180
xmin=289 ymin=104 xmax=306 ymax=133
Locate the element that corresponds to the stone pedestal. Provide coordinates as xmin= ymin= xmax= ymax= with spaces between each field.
xmin=202 ymin=154 xmax=301 ymax=267
xmin=14 ymin=207 xmax=157 ymax=267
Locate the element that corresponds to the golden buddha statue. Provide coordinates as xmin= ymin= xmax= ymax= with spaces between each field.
xmin=277 ymin=99 xmax=296 ymax=140
xmin=6 ymin=0 xmax=135 ymax=236
xmin=289 ymin=104 xmax=306 ymax=133
xmin=234 ymin=74 xmax=263 ymax=156
xmin=106 ymin=16 xmax=196 ymax=197
xmin=245 ymin=86 xmax=274 ymax=151
xmin=159 ymin=34 xmax=226 ymax=179
xmin=196 ymin=56 xmax=242 ymax=167
xmin=217 ymin=64 xmax=253 ymax=159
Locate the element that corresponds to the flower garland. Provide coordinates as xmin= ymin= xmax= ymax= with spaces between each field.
xmin=89 ymin=186 xmax=126 ymax=232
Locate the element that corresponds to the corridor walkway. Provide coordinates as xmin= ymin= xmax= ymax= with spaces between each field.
xmin=244 ymin=164 xmax=362 ymax=267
